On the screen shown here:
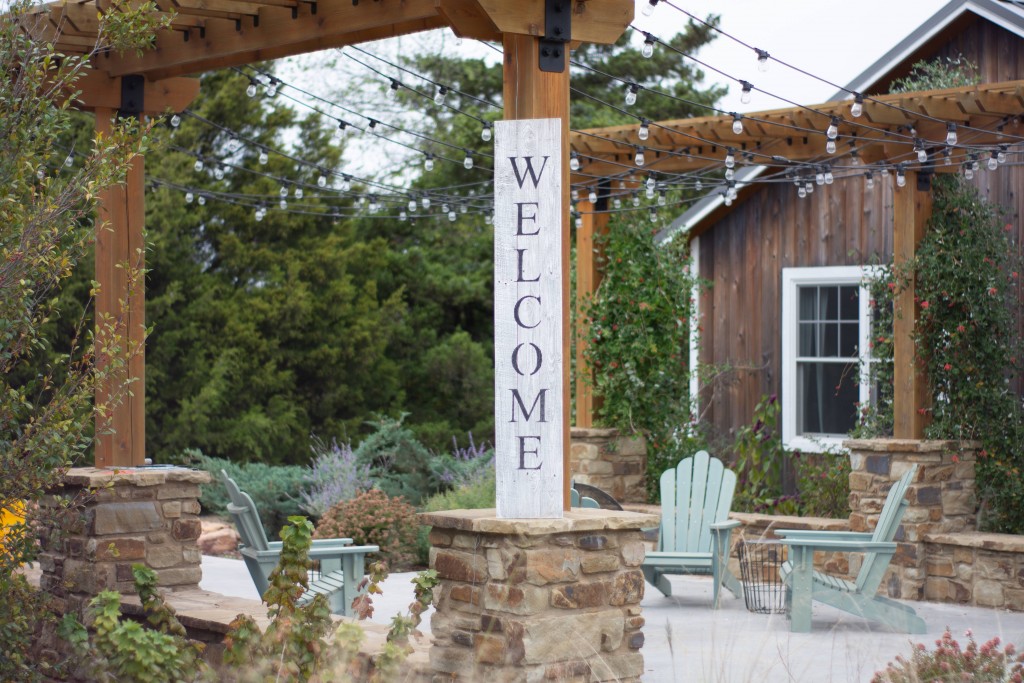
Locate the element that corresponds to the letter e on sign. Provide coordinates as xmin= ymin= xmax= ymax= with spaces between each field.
xmin=493 ymin=118 xmax=563 ymax=519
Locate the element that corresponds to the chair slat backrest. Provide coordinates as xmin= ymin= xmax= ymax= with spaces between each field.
xmin=855 ymin=464 xmax=918 ymax=593
xmin=659 ymin=451 xmax=736 ymax=554
xmin=221 ymin=470 xmax=271 ymax=552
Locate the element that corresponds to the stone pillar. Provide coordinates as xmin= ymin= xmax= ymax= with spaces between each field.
xmin=569 ymin=428 xmax=647 ymax=503
xmin=845 ymin=439 xmax=977 ymax=600
xmin=421 ymin=509 xmax=658 ymax=682
xmin=38 ymin=466 xmax=211 ymax=618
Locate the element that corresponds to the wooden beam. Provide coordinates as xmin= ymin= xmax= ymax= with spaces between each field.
xmin=479 ymin=0 xmax=632 ymax=44
xmin=95 ymin=108 xmax=147 ymax=467
xmin=502 ymin=32 xmax=571 ymax=509
xmin=892 ymin=171 xmax=932 ymax=439
xmin=73 ymin=73 xmax=201 ymax=113
xmin=574 ymin=201 xmax=610 ymax=428
xmin=435 ymin=0 xmax=500 ymax=41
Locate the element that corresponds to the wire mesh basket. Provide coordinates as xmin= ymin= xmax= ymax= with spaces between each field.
xmin=737 ymin=540 xmax=788 ymax=614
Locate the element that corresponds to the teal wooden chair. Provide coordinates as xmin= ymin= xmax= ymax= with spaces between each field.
xmin=641 ymin=451 xmax=742 ymax=607
xmin=777 ymin=465 xmax=924 ymax=633
xmin=220 ymin=471 xmax=378 ymax=617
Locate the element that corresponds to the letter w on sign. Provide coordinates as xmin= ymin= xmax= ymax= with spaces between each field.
xmin=493 ymin=118 xmax=563 ymax=519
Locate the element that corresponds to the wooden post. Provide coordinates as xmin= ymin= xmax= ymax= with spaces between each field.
xmin=892 ymin=171 xmax=932 ymax=439
xmin=502 ymin=33 xmax=571 ymax=509
xmin=94 ymin=107 xmax=146 ymax=468
xmin=574 ymin=198 xmax=610 ymax=428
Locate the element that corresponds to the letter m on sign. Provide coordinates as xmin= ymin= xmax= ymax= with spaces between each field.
xmin=493 ymin=118 xmax=563 ymax=519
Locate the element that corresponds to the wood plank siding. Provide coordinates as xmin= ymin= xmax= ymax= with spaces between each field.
xmin=694 ymin=15 xmax=1024 ymax=443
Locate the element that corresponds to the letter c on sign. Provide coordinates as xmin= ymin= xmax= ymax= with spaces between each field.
xmin=514 ymin=295 xmax=541 ymax=329
xmin=511 ymin=343 xmax=543 ymax=376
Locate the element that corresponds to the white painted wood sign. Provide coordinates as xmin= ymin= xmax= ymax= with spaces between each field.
xmin=493 ymin=118 xmax=563 ymax=519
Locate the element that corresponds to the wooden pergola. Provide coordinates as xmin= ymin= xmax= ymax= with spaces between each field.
xmin=570 ymin=80 xmax=1024 ymax=438
xmin=17 ymin=0 xmax=634 ymax=490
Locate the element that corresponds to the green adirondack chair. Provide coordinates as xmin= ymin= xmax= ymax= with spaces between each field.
xmin=777 ymin=464 xmax=925 ymax=633
xmin=641 ymin=451 xmax=742 ymax=607
xmin=220 ymin=471 xmax=378 ymax=617
xmin=570 ymin=487 xmax=600 ymax=509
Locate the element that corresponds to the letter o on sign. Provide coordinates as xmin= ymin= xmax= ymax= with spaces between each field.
xmin=511 ymin=343 xmax=543 ymax=376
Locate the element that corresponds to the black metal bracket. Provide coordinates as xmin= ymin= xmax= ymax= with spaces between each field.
xmin=119 ymin=75 xmax=144 ymax=119
xmin=539 ymin=0 xmax=571 ymax=73
xmin=917 ymin=169 xmax=933 ymax=191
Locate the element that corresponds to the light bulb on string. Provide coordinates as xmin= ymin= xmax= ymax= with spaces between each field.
xmin=434 ymin=86 xmax=448 ymax=105
xmin=170 ymin=114 xmax=181 ymax=128
xmin=943 ymin=148 xmax=952 ymax=165
xmin=946 ymin=123 xmax=958 ymax=146
xmin=896 ymin=166 xmax=907 ymax=187
xmin=197 ymin=195 xmax=206 ymax=206
xmin=632 ymin=192 xmax=640 ymax=207
xmin=865 ymin=172 xmax=875 ymax=189
xmin=258 ymin=151 xmax=269 ymax=165
xmin=613 ymin=196 xmax=622 ymax=209
xmin=448 ymin=210 xmax=457 ymax=222
xmin=695 ymin=179 xmax=703 ymax=192
xmin=367 ymin=119 xmax=381 ymax=137
xmin=638 ymin=119 xmax=650 ymax=141
xmin=265 ymin=79 xmax=278 ymax=98
xmin=575 ymin=213 xmax=583 ymax=228
xmin=824 ymin=169 xmax=834 ymax=185
xmin=340 ymin=175 xmax=351 ymax=192
xmin=408 ymin=196 xmax=417 ymax=212
xmin=971 ymin=156 xmax=980 ymax=172
xmin=279 ymin=198 xmax=288 ymax=209
xmin=463 ymin=150 xmax=474 ymax=170
xmin=400 ymin=210 xmax=408 ymax=222
xmin=386 ymin=79 xmax=399 ymax=99
xmin=624 ymin=83 xmax=639 ymax=107
xmin=64 ymin=153 xmax=74 ymax=168
xmin=755 ymin=48 xmax=770 ymax=72
xmin=255 ymin=207 xmax=265 ymax=222
xmin=724 ymin=148 xmax=735 ymax=168
xmin=724 ymin=196 xmax=733 ymax=207
xmin=826 ymin=117 xmax=839 ymax=140
xmin=424 ymin=154 xmax=435 ymax=172
xmin=645 ymin=183 xmax=655 ymax=200
xmin=988 ymin=152 xmax=999 ymax=171
xmin=815 ymin=170 xmax=825 ymax=185
xmin=642 ymin=0 xmax=658 ymax=16
xmin=964 ymin=163 xmax=975 ymax=180
xmin=634 ymin=147 xmax=645 ymax=167
xmin=649 ymin=207 xmax=658 ymax=221
xmin=185 ymin=191 xmax=194 ymax=204
xmin=588 ymin=189 xmax=598 ymax=204
xmin=481 ymin=122 xmax=492 ymax=142
xmin=442 ymin=203 xmax=450 ymax=214
xmin=805 ymin=181 xmax=814 ymax=194
xmin=279 ymin=185 xmax=289 ymax=198
xmin=460 ymin=203 xmax=468 ymax=214
xmin=915 ymin=140 xmax=927 ymax=163
xmin=194 ymin=158 xmax=204 ymax=172
xmin=826 ymin=139 xmax=836 ymax=154
xmin=337 ymin=120 xmax=348 ymax=137
xmin=798 ymin=186 xmax=807 ymax=198
xmin=998 ymin=145 xmax=1008 ymax=164
xmin=571 ymin=188 xmax=579 ymax=201
xmin=658 ymin=189 xmax=666 ymax=206
xmin=294 ymin=187 xmax=303 ymax=199
xmin=740 ymin=80 xmax=753 ymax=105
xmin=725 ymin=168 xmax=735 ymax=181
xmin=421 ymin=195 xmax=431 ymax=209
xmin=214 ymin=165 xmax=225 ymax=180
xmin=732 ymin=114 xmax=744 ymax=135
xmin=850 ymin=93 xmax=864 ymax=118
xmin=646 ymin=173 xmax=656 ymax=190
xmin=369 ymin=196 xmax=379 ymax=213
xmin=317 ymin=172 xmax=327 ymax=188
xmin=246 ymin=80 xmax=258 ymax=98
xmin=642 ymin=33 xmax=655 ymax=58
xmin=570 ymin=151 xmax=580 ymax=171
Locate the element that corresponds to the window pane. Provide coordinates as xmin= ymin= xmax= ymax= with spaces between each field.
xmin=823 ymin=322 xmax=838 ymax=357
xmin=799 ymin=322 xmax=818 ymax=356
xmin=796 ymin=361 xmax=859 ymax=435
xmin=820 ymin=286 xmax=838 ymax=320
xmin=840 ymin=322 xmax=859 ymax=357
xmin=840 ymin=285 xmax=859 ymax=320
xmin=799 ymin=287 xmax=817 ymax=321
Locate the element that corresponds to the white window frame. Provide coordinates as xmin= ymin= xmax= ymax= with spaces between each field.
xmin=781 ymin=265 xmax=876 ymax=453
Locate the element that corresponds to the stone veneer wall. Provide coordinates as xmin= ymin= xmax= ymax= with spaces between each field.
xmin=38 ymin=466 xmax=211 ymax=620
xmin=421 ymin=508 xmax=658 ymax=683
xmin=845 ymin=439 xmax=977 ymax=601
xmin=923 ymin=533 xmax=1024 ymax=610
xmin=569 ymin=427 xmax=646 ymax=503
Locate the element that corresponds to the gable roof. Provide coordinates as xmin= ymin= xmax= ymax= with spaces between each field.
xmin=657 ymin=0 xmax=1024 ymax=245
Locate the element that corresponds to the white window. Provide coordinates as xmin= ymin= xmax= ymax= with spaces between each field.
xmin=781 ymin=266 xmax=875 ymax=453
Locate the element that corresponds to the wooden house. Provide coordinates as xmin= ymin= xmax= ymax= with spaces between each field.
xmin=659 ymin=0 xmax=1024 ymax=453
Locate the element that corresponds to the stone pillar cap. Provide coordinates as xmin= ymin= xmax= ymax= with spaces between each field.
xmin=419 ymin=508 xmax=659 ymax=535
xmin=62 ymin=466 xmax=212 ymax=487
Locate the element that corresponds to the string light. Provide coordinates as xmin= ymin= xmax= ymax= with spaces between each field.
xmin=731 ymin=114 xmax=744 ymax=135
xmin=739 ymin=81 xmax=752 ymax=105
xmin=638 ymin=119 xmax=650 ymax=141
xmin=642 ymin=33 xmax=655 ymax=58
xmin=294 ymin=187 xmax=304 ymax=199
xmin=386 ymin=79 xmax=399 ymax=99
xmin=658 ymin=188 xmax=667 ymax=206
xmin=367 ymin=119 xmax=381 ymax=136
xmin=998 ymin=145 xmax=1008 ymax=164
xmin=625 ymin=83 xmax=639 ymax=106
xmin=279 ymin=185 xmax=289 ymax=198
xmin=588 ymin=188 xmax=598 ymax=204
xmin=255 ymin=206 xmax=265 ymax=221
xmin=634 ymin=147 xmax=646 ymax=167
xmin=724 ymin=148 xmax=735 ymax=169
xmin=424 ymin=154 xmax=435 ymax=171
xmin=865 ymin=171 xmax=875 ymax=189
xmin=434 ymin=86 xmax=448 ymax=105
xmin=850 ymin=93 xmax=864 ymax=118
xmin=194 ymin=158 xmax=204 ymax=172
xmin=214 ymin=165 xmax=225 ymax=180
xmin=571 ymin=188 xmax=579 ymax=201
xmin=826 ymin=139 xmax=836 ymax=154
xmin=185 ymin=191 xmax=194 ymax=203
xmin=725 ymin=167 xmax=734 ymax=181
xmin=944 ymin=147 xmax=953 ymax=165
xmin=570 ymin=151 xmax=580 ymax=171
xmin=400 ymin=210 xmax=408 ymax=222
xmin=197 ymin=194 xmax=206 ymax=206
xmin=64 ymin=152 xmax=74 ymax=168
xmin=170 ymin=114 xmax=181 ymax=128
xmin=915 ymin=140 xmax=928 ymax=163
xmin=642 ymin=0 xmax=658 ymax=17
xmin=824 ymin=167 xmax=834 ymax=184
xmin=896 ymin=165 xmax=907 ymax=187
xmin=945 ymin=123 xmax=958 ymax=146
xmin=265 ymin=78 xmax=278 ymax=98
xmin=815 ymin=169 xmax=825 ymax=185
xmin=258 ymin=151 xmax=269 ymax=165
xmin=988 ymin=151 xmax=999 ymax=171
xmin=613 ymin=196 xmax=622 ymax=209
xmin=246 ymin=79 xmax=259 ymax=98
xmin=964 ymin=162 xmax=975 ymax=180
xmin=463 ymin=150 xmax=474 ymax=170
xmin=797 ymin=185 xmax=807 ymax=198
xmin=755 ymin=48 xmax=770 ymax=72
xmin=340 ymin=175 xmax=351 ymax=192
xmin=826 ymin=116 xmax=839 ymax=140
xmin=317 ymin=171 xmax=327 ymax=187
xmin=481 ymin=122 xmax=492 ymax=142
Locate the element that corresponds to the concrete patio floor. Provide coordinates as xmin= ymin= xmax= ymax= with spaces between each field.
xmin=200 ymin=555 xmax=1024 ymax=682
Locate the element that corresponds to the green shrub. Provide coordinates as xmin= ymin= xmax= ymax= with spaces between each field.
xmin=315 ymin=489 xmax=420 ymax=570
xmin=873 ymin=627 xmax=1023 ymax=682
xmin=793 ymin=451 xmax=850 ymax=519
xmin=354 ymin=416 xmax=436 ymax=506
xmin=416 ymin=471 xmax=496 ymax=564
xmin=185 ymin=450 xmax=307 ymax=541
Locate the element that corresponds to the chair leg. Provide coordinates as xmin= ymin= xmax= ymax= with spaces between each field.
xmin=641 ymin=565 xmax=673 ymax=597
xmin=788 ymin=547 xmax=813 ymax=633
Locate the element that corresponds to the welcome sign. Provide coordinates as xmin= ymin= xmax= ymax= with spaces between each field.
xmin=493 ymin=118 xmax=564 ymax=519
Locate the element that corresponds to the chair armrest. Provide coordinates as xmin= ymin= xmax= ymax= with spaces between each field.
xmin=641 ymin=526 xmax=660 ymax=535
xmin=774 ymin=529 xmax=873 ymax=541
xmin=308 ymin=544 xmax=379 ymax=560
xmin=778 ymin=538 xmax=896 ymax=553
xmin=311 ymin=538 xmax=354 ymax=548
xmin=709 ymin=519 xmax=741 ymax=531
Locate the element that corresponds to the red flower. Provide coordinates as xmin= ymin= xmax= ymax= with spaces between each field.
xmin=957 ymin=324 xmax=966 ymax=333
xmin=988 ymin=287 xmax=998 ymax=295
xmin=943 ymin=363 xmax=952 ymax=371
xmin=952 ymin=454 xmax=959 ymax=463
xmin=920 ymin=301 xmax=930 ymax=309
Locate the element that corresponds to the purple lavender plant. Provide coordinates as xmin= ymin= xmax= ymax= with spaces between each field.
xmin=300 ymin=435 xmax=373 ymax=518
